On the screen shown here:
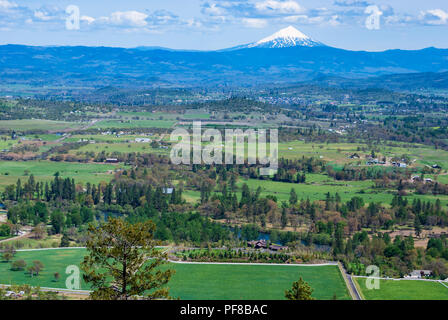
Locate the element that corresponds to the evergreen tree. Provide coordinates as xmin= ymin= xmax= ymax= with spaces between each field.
xmin=285 ymin=277 xmax=315 ymax=300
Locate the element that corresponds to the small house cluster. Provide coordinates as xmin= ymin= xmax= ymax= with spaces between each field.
xmin=392 ymin=162 xmax=407 ymax=168
xmin=247 ymin=239 xmax=288 ymax=251
xmin=406 ymin=270 xmax=432 ymax=279
xmin=411 ymin=176 xmax=433 ymax=183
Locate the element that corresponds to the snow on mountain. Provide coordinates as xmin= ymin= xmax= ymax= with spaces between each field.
xmin=247 ymin=26 xmax=324 ymax=48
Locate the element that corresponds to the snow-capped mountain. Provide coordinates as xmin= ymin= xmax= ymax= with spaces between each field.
xmin=247 ymin=26 xmax=324 ymax=48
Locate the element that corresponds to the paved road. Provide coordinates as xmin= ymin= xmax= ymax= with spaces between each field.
xmin=338 ymin=263 xmax=362 ymax=300
xmin=346 ymin=274 xmax=362 ymax=300
xmin=0 ymin=230 xmax=30 ymax=244
xmin=0 ymin=284 xmax=91 ymax=296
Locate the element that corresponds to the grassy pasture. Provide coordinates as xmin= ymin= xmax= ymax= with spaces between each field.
xmin=67 ymin=142 xmax=169 ymax=155
xmin=117 ymin=111 xmax=210 ymax=120
xmin=0 ymin=248 xmax=350 ymax=300
xmin=93 ymin=119 xmax=175 ymax=129
xmin=0 ymin=120 xmax=81 ymax=131
xmin=0 ymin=160 xmax=124 ymax=189
xmin=64 ymin=134 xmax=158 ymax=144
xmin=278 ymin=140 xmax=448 ymax=169
xmin=0 ymin=137 xmax=17 ymax=150
xmin=355 ymin=277 xmax=448 ymax=300
xmin=237 ymin=177 xmax=448 ymax=206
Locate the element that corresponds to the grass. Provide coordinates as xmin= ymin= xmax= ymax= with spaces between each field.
xmin=67 ymin=142 xmax=169 ymax=155
xmin=93 ymin=119 xmax=175 ymax=129
xmin=116 ymin=111 xmax=210 ymax=120
xmin=64 ymin=134 xmax=158 ymax=144
xmin=0 ymin=248 xmax=350 ymax=300
xmin=0 ymin=120 xmax=81 ymax=131
xmin=237 ymin=177 xmax=448 ymax=206
xmin=355 ymin=277 xmax=448 ymax=300
xmin=0 ymin=160 xmax=125 ymax=189
xmin=276 ymin=140 xmax=448 ymax=170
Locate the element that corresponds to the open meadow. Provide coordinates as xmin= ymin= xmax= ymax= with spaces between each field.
xmin=0 ymin=120 xmax=82 ymax=131
xmin=0 ymin=160 xmax=124 ymax=188
xmin=355 ymin=277 xmax=448 ymax=300
xmin=0 ymin=248 xmax=350 ymax=300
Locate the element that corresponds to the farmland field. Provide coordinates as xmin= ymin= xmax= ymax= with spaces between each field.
xmin=66 ymin=142 xmax=169 ymax=155
xmin=0 ymin=248 xmax=350 ymax=300
xmin=237 ymin=177 xmax=448 ymax=206
xmin=355 ymin=277 xmax=448 ymax=300
xmin=0 ymin=120 xmax=82 ymax=131
xmin=93 ymin=119 xmax=176 ymax=129
xmin=0 ymin=160 xmax=125 ymax=188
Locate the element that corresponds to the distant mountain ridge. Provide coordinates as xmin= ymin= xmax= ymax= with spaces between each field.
xmin=0 ymin=26 xmax=447 ymax=89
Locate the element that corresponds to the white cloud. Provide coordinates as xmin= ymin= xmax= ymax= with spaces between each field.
xmin=81 ymin=15 xmax=95 ymax=25
xmin=34 ymin=10 xmax=52 ymax=21
xmin=0 ymin=0 xmax=17 ymax=10
xmin=203 ymin=3 xmax=226 ymax=16
xmin=423 ymin=9 xmax=448 ymax=25
xmin=109 ymin=11 xmax=148 ymax=27
xmin=186 ymin=18 xmax=203 ymax=28
xmin=283 ymin=14 xmax=337 ymax=25
xmin=242 ymin=17 xmax=267 ymax=28
xmin=255 ymin=0 xmax=303 ymax=15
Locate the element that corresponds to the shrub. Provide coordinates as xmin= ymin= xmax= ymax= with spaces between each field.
xmin=11 ymin=259 xmax=26 ymax=271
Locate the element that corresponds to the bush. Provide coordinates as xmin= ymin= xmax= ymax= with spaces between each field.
xmin=0 ymin=224 xmax=11 ymax=237
xmin=11 ymin=259 xmax=26 ymax=271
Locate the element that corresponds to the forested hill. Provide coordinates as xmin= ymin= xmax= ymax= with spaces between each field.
xmin=1 ymin=44 xmax=448 ymax=88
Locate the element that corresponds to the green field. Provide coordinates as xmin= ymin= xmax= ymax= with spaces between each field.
xmin=0 ymin=120 xmax=82 ymax=131
xmin=116 ymin=111 xmax=210 ymax=120
xmin=0 ymin=248 xmax=350 ymax=300
xmin=0 ymin=160 xmax=125 ymax=189
xmin=93 ymin=119 xmax=175 ymax=129
xmin=67 ymin=142 xmax=169 ymax=155
xmin=64 ymin=134 xmax=159 ymax=143
xmin=278 ymin=140 xmax=448 ymax=169
xmin=355 ymin=277 xmax=448 ymax=300
xmin=237 ymin=177 xmax=448 ymax=206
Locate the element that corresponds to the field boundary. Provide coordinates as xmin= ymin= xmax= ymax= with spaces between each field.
xmin=0 ymin=283 xmax=91 ymax=295
xmin=352 ymin=277 xmax=366 ymax=300
xmin=15 ymin=248 xmax=340 ymax=267
xmin=353 ymin=275 xmax=448 ymax=283
xmin=168 ymin=260 xmax=338 ymax=267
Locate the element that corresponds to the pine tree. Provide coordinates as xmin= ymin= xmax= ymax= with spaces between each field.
xmin=289 ymin=188 xmax=298 ymax=206
xmin=285 ymin=277 xmax=315 ymax=300
xmin=81 ymin=218 xmax=174 ymax=300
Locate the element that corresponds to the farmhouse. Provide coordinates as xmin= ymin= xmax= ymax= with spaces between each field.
xmin=392 ymin=162 xmax=407 ymax=168
xmin=407 ymin=270 xmax=432 ymax=279
xmin=269 ymin=244 xmax=288 ymax=251
xmin=366 ymin=158 xmax=379 ymax=166
xmin=247 ymin=240 xmax=267 ymax=249
xmin=247 ymin=240 xmax=288 ymax=251
xmin=348 ymin=153 xmax=360 ymax=159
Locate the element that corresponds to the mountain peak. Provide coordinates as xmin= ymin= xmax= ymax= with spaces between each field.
xmin=259 ymin=26 xmax=310 ymax=42
xmin=249 ymin=26 xmax=324 ymax=48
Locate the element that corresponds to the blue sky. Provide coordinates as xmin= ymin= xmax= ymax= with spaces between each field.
xmin=0 ymin=0 xmax=447 ymax=51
